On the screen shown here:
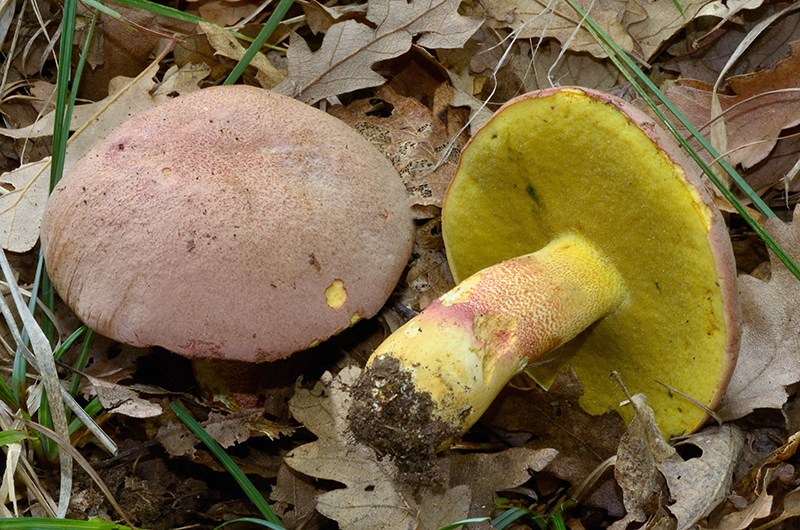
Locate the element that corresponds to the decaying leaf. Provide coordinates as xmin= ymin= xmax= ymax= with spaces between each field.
xmin=659 ymin=425 xmax=744 ymax=530
xmin=275 ymin=0 xmax=481 ymax=103
xmin=717 ymin=206 xmax=800 ymax=420
xmin=286 ymin=366 xmax=557 ymax=530
xmin=329 ymin=85 xmax=467 ymax=215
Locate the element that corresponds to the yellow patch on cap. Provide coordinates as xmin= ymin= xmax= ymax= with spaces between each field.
xmin=325 ymin=279 xmax=348 ymax=309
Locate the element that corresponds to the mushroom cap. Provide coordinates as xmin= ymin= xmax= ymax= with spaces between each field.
xmin=41 ymin=85 xmax=414 ymax=363
xmin=441 ymin=87 xmax=739 ymax=437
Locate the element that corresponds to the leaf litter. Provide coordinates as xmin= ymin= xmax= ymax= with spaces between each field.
xmin=3 ymin=0 xmax=800 ymax=528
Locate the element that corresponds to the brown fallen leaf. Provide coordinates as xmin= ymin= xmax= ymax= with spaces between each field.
xmin=483 ymin=368 xmax=627 ymax=491
xmin=271 ymin=463 xmax=329 ymax=530
xmin=665 ymin=5 xmax=800 ymax=85
xmin=198 ymin=21 xmax=285 ymax=88
xmin=664 ymin=40 xmax=800 ymax=176
xmin=200 ymin=410 xmax=292 ymax=448
xmin=286 ymin=366 xmax=557 ymax=530
xmin=717 ymin=205 xmax=800 ymax=420
xmin=274 ymin=0 xmax=482 ymax=104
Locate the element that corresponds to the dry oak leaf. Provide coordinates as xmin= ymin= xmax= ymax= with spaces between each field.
xmin=717 ymin=205 xmax=800 ymax=420
xmin=477 ymin=0 xmax=640 ymax=59
xmin=286 ymin=366 xmax=557 ymax=530
xmin=274 ymin=0 xmax=482 ymax=104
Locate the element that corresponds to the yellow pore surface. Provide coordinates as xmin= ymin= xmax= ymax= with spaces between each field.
xmin=442 ymin=89 xmax=728 ymax=438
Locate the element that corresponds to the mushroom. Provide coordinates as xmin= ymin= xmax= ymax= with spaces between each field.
xmin=348 ymin=87 xmax=740 ymax=459
xmin=40 ymin=85 xmax=414 ymax=408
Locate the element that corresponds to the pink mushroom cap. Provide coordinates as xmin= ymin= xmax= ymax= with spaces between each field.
xmin=41 ymin=85 xmax=414 ymax=363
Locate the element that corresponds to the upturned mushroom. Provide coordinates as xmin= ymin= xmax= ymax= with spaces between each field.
xmin=40 ymin=85 xmax=414 ymax=408
xmin=349 ymin=87 xmax=740 ymax=459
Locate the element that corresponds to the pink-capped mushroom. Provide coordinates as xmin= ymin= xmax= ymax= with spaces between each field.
xmin=41 ymin=85 xmax=414 ymax=408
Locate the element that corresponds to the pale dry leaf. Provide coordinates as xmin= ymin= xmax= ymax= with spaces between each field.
xmin=658 ymin=425 xmax=744 ymax=530
xmin=696 ymin=0 xmax=766 ymax=21
xmin=275 ymin=0 xmax=481 ymax=103
xmin=478 ymin=0 xmax=639 ymax=59
xmin=85 ymin=376 xmax=163 ymax=419
xmin=613 ymin=394 xmax=675 ymax=528
xmin=198 ymin=21 xmax=285 ymax=88
xmin=717 ymin=206 xmax=800 ymax=420
xmin=287 ymin=367 xmax=557 ymax=530
xmin=153 ymin=63 xmax=213 ymax=96
xmin=286 ymin=367 xmax=416 ymax=529
xmin=0 ymin=61 xmax=204 ymax=251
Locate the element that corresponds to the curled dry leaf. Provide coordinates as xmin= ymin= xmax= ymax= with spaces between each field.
xmin=717 ymin=206 xmax=800 ymax=420
xmin=85 ymin=376 xmax=163 ymax=419
xmin=286 ymin=366 xmax=557 ymax=530
xmin=274 ymin=0 xmax=481 ymax=104
xmin=612 ymin=394 xmax=675 ymax=530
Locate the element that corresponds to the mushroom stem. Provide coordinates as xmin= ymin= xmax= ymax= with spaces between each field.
xmin=349 ymin=234 xmax=626 ymax=458
xmin=192 ymin=358 xmax=266 ymax=410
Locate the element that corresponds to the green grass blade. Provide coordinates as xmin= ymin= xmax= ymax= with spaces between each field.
xmin=492 ymin=507 xmax=530 ymax=528
xmin=67 ymin=397 xmax=103 ymax=435
xmin=171 ymin=403 xmax=285 ymax=528
xmin=214 ymin=517 xmax=287 ymax=530
xmin=564 ymin=0 xmax=800 ymax=282
xmin=69 ymin=328 xmax=95 ymax=397
xmin=435 ymin=517 xmax=490 ymax=530
xmin=0 ymin=430 xmax=33 ymax=446
xmin=224 ymin=0 xmax=294 ymax=85
xmin=0 ymin=516 xmax=144 ymax=529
